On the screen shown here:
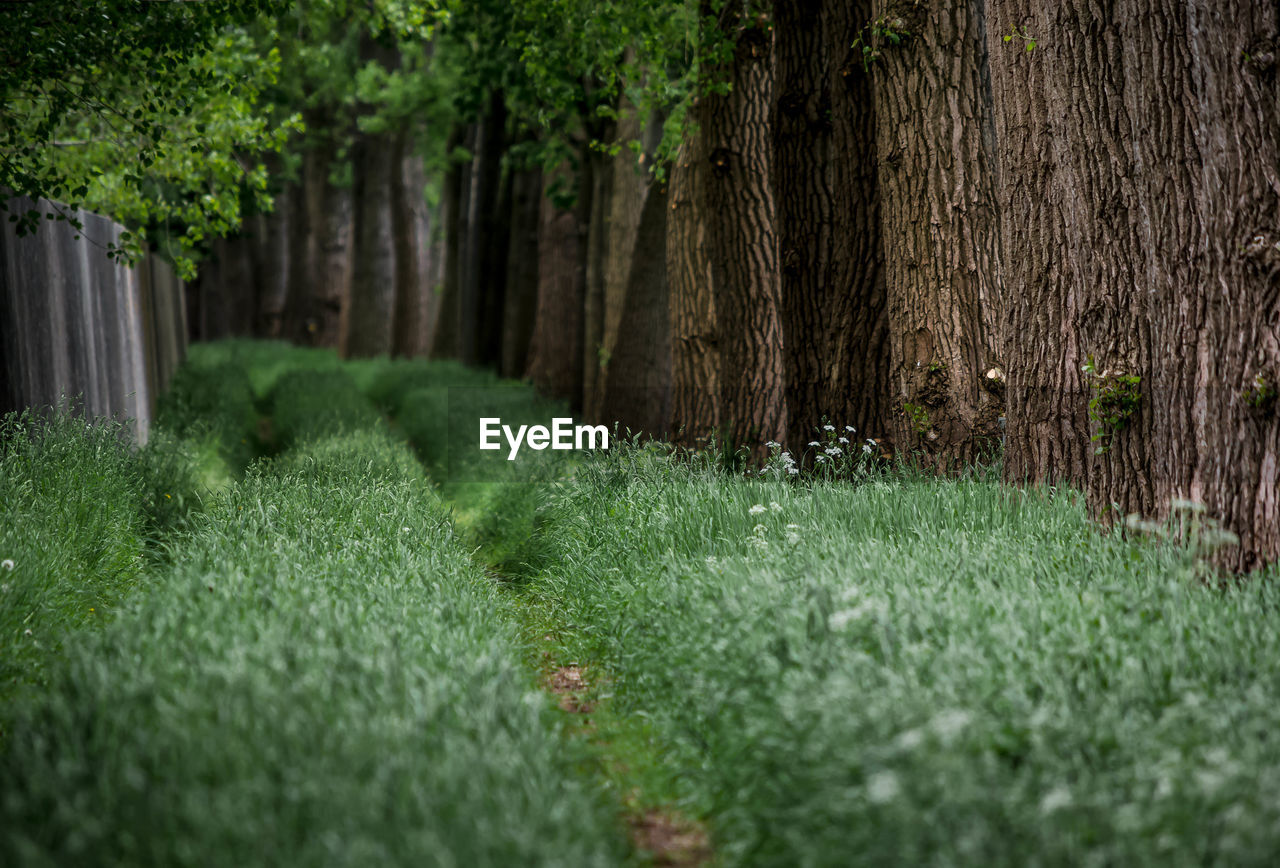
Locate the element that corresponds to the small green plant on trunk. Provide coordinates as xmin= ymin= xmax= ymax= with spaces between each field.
xmin=1083 ymin=356 xmax=1141 ymax=455
xmin=1243 ymin=374 xmax=1277 ymax=416
xmin=903 ymin=401 xmax=930 ymax=437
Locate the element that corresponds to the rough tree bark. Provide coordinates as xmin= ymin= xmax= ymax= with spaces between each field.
xmin=988 ymin=0 xmax=1280 ymax=570
xmin=869 ymin=0 xmax=1005 ymax=464
xmin=988 ymin=0 xmax=1151 ymax=508
xmin=774 ymin=0 xmax=891 ymax=447
xmin=600 ymin=176 xmax=671 ymax=438
xmin=694 ymin=2 xmax=786 ymax=455
xmin=525 ymin=165 xmax=586 ymax=408
xmin=1168 ymin=2 xmax=1280 ymax=570
xmin=667 ymin=136 xmax=719 ymax=448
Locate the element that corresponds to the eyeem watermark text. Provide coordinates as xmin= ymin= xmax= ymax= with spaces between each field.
xmin=479 ymin=417 xmax=609 ymax=460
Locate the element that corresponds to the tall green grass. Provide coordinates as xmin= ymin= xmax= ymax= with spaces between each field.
xmin=0 ymin=365 xmax=624 ymax=867
xmin=15 ymin=339 xmax=1277 ymax=866
xmin=518 ymin=445 xmax=1280 ymax=866
xmin=0 ymin=413 xmax=151 ymax=699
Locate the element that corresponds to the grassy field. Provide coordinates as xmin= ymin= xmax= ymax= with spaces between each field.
xmin=4 ymin=340 xmax=1279 ymax=866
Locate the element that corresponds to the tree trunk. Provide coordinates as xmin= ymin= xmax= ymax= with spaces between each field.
xmin=392 ymin=132 xmax=430 ymax=358
xmin=251 ymin=203 xmax=287 ymax=339
xmin=278 ymin=150 xmax=318 ymax=344
xmin=600 ymin=176 xmax=671 ymax=439
xmin=824 ymin=1 xmax=892 ymax=446
xmin=869 ymin=0 xmax=1004 ymax=465
xmin=988 ymin=0 xmax=1280 ymax=570
xmin=600 ymin=105 xmax=648 ymax=398
xmin=696 ymin=2 xmax=786 ymax=456
xmin=475 ymin=90 xmax=510 ymax=368
xmin=524 ymin=165 xmax=586 ymax=407
xmin=772 ymin=0 xmax=835 ymax=445
xmin=1166 ymin=2 xmax=1280 ymax=571
xmin=317 ymin=169 xmax=354 ymax=352
xmin=501 ymin=166 xmax=542 ymax=378
xmin=453 ymin=122 xmax=482 ymax=362
xmin=581 ymin=146 xmax=613 ymax=419
xmin=989 ymin=0 xmax=1157 ymax=510
xmin=773 ymin=1 xmax=891 ymax=449
xmin=344 ymin=130 xmax=398 ymax=357
xmin=667 ymin=136 xmax=719 ymax=448
xmin=431 ymin=127 xmax=466 ymax=359
xmin=282 ymin=134 xmax=348 ymax=349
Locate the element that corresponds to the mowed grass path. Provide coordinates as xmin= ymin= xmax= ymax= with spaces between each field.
xmin=5 ymin=340 xmax=1280 ymax=866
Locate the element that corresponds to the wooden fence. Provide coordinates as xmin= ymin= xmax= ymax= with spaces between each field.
xmin=0 ymin=196 xmax=187 ymax=443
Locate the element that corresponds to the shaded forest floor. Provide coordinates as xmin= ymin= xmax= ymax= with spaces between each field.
xmin=4 ymin=340 xmax=1280 ymax=866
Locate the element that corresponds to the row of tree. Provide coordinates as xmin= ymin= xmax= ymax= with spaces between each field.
xmin=5 ymin=1 xmax=1276 ymax=571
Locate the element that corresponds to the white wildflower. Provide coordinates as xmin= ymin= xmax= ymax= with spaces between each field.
xmin=753 ymin=524 xmax=768 ymax=536
xmin=787 ymin=467 xmax=800 ymax=476
xmin=786 ymin=523 xmax=800 ymax=530
xmin=1039 ymin=786 xmax=1073 ymax=815
xmin=23 ymin=629 xmax=32 ymax=637
xmin=749 ymin=536 xmax=769 ymax=552
xmin=785 ymin=531 xmax=801 ymax=546
xmin=825 ymin=446 xmax=842 ymax=456
xmin=401 ymin=527 xmax=411 ymax=533
xmin=769 ymin=501 xmax=783 ymax=513
xmin=0 ymin=559 xmax=13 ymax=571
xmin=862 ymin=444 xmax=873 ymax=455
xmin=766 ymin=441 xmax=780 ymax=449
xmin=823 ymin=424 xmax=836 ymax=431
xmin=816 ymin=454 xmax=828 ymax=463
xmin=866 ymin=771 xmax=900 ymax=804
xmin=749 ymin=504 xmax=767 ymax=515
xmin=845 ymin=426 xmax=855 ymax=433
xmin=928 ymin=709 xmax=972 ymax=744
xmin=808 ymin=440 xmax=821 ymax=447
xmin=838 ymin=437 xmax=849 ymax=444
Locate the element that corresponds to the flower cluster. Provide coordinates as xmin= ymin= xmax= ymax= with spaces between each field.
xmin=744 ymin=503 xmax=803 ymax=555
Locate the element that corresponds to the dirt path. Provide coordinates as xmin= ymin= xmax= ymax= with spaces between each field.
xmin=541 ymin=655 xmax=712 ymax=866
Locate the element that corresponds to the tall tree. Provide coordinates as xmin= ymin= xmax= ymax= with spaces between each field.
xmin=525 ymin=165 xmax=587 ymax=407
xmin=392 ymin=131 xmax=434 ymax=357
xmin=600 ymin=175 xmax=672 ymax=437
xmin=500 ymin=165 xmax=543 ymax=378
xmin=693 ymin=1 xmax=786 ymax=454
xmin=345 ymin=128 xmax=399 ymax=357
xmin=773 ymin=0 xmax=890 ymax=447
xmin=668 ymin=137 xmax=719 ymax=448
xmin=988 ymin=0 xmax=1280 ymax=570
xmin=866 ymin=0 xmax=1004 ymax=464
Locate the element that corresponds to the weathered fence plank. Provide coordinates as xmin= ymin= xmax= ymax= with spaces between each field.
xmin=0 ymin=196 xmax=186 ymax=442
